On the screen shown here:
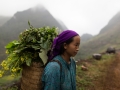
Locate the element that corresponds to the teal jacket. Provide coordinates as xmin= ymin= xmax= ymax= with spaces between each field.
xmin=41 ymin=55 xmax=76 ymax=90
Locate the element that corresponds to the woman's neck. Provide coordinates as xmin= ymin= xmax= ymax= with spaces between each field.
xmin=61 ymin=53 xmax=71 ymax=63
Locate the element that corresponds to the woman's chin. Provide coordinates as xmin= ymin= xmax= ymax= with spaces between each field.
xmin=71 ymin=53 xmax=77 ymax=57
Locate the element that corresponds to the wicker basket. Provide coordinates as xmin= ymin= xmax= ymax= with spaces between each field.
xmin=21 ymin=62 xmax=44 ymax=90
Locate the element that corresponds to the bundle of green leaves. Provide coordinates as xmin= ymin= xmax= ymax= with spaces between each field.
xmin=0 ymin=22 xmax=59 ymax=77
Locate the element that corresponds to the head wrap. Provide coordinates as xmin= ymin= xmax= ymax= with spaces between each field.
xmin=47 ymin=30 xmax=79 ymax=60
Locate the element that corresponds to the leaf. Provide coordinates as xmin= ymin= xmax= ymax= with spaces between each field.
xmin=39 ymin=49 xmax=48 ymax=65
xmin=13 ymin=41 xmax=20 ymax=45
xmin=31 ymin=45 xmax=40 ymax=50
xmin=5 ymin=42 xmax=14 ymax=49
xmin=28 ymin=21 xmax=33 ymax=29
xmin=28 ymin=20 xmax=30 ymax=27
xmin=44 ymin=40 xmax=49 ymax=49
xmin=37 ymin=41 xmax=41 ymax=44
xmin=26 ymin=58 xmax=32 ymax=66
xmin=14 ymin=47 xmax=27 ymax=53
xmin=5 ymin=40 xmax=20 ymax=49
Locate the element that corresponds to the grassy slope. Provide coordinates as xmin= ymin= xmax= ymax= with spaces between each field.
xmin=76 ymin=52 xmax=120 ymax=90
xmin=75 ymin=23 xmax=120 ymax=60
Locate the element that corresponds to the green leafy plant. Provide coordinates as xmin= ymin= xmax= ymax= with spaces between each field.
xmin=0 ymin=21 xmax=58 ymax=77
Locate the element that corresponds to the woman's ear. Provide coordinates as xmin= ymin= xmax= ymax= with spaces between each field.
xmin=63 ymin=43 xmax=67 ymax=49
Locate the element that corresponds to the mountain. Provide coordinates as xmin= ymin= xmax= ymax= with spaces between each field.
xmin=0 ymin=16 xmax=11 ymax=26
xmin=81 ymin=33 xmax=93 ymax=42
xmin=75 ymin=12 xmax=120 ymax=60
xmin=57 ymin=19 xmax=68 ymax=30
xmin=100 ymin=12 xmax=120 ymax=34
xmin=0 ymin=5 xmax=68 ymax=62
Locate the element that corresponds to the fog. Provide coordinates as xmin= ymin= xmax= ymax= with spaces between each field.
xmin=1 ymin=0 xmax=120 ymax=36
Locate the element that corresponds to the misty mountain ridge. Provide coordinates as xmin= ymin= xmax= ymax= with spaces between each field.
xmin=99 ymin=12 xmax=120 ymax=34
xmin=0 ymin=5 xmax=68 ymax=40
xmin=2 ymin=4 xmax=67 ymax=29
xmin=81 ymin=33 xmax=93 ymax=42
xmin=0 ymin=5 xmax=68 ymax=62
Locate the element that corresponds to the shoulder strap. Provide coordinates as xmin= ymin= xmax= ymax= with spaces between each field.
xmin=50 ymin=60 xmax=62 ymax=89
xmin=50 ymin=60 xmax=62 ymax=72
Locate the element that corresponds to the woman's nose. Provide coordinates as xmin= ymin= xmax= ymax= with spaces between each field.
xmin=76 ymin=47 xmax=79 ymax=51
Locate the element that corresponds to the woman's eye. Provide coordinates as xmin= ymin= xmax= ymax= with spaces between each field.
xmin=74 ymin=43 xmax=79 ymax=46
xmin=75 ymin=44 xmax=78 ymax=46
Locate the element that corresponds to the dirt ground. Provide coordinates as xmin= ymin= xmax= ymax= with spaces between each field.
xmin=102 ymin=52 xmax=120 ymax=90
xmin=91 ymin=52 xmax=120 ymax=90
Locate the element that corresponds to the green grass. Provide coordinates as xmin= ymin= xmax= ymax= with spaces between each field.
xmin=0 ymin=75 xmax=20 ymax=84
xmin=76 ymin=54 xmax=115 ymax=90
xmin=0 ymin=75 xmax=20 ymax=90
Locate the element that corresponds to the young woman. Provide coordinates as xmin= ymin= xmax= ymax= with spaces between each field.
xmin=42 ymin=30 xmax=80 ymax=90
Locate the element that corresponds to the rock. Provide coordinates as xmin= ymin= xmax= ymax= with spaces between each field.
xmin=92 ymin=53 xmax=102 ymax=60
xmin=106 ymin=47 xmax=116 ymax=54
xmin=81 ymin=65 xmax=88 ymax=71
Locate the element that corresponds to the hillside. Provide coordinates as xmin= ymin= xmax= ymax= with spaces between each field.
xmin=0 ymin=5 xmax=67 ymax=62
xmin=75 ymin=12 xmax=120 ymax=60
xmin=76 ymin=52 xmax=120 ymax=90
xmin=100 ymin=12 xmax=120 ymax=34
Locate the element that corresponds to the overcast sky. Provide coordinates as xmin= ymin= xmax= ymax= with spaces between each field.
xmin=1 ymin=0 xmax=120 ymax=36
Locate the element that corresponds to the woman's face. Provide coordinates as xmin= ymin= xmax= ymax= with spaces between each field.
xmin=64 ymin=35 xmax=80 ymax=57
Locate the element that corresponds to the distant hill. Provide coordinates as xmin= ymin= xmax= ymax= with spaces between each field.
xmin=0 ymin=16 xmax=11 ymax=26
xmin=81 ymin=33 xmax=93 ymax=42
xmin=100 ymin=12 xmax=120 ymax=34
xmin=75 ymin=12 xmax=120 ymax=60
xmin=0 ymin=5 xmax=68 ymax=62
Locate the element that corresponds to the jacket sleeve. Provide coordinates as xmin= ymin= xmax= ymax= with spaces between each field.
xmin=42 ymin=62 xmax=61 ymax=90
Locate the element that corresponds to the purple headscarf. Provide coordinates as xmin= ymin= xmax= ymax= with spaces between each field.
xmin=47 ymin=30 xmax=79 ymax=61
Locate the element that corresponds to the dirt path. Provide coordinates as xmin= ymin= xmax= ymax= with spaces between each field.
xmin=103 ymin=52 xmax=120 ymax=90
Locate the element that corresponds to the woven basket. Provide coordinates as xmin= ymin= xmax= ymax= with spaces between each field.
xmin=21 ymin=62 xmax=44 ymax=90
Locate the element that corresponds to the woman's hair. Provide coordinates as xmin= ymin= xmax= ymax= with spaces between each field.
xmin=59 ymin=37 xmax=73 ymax=54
